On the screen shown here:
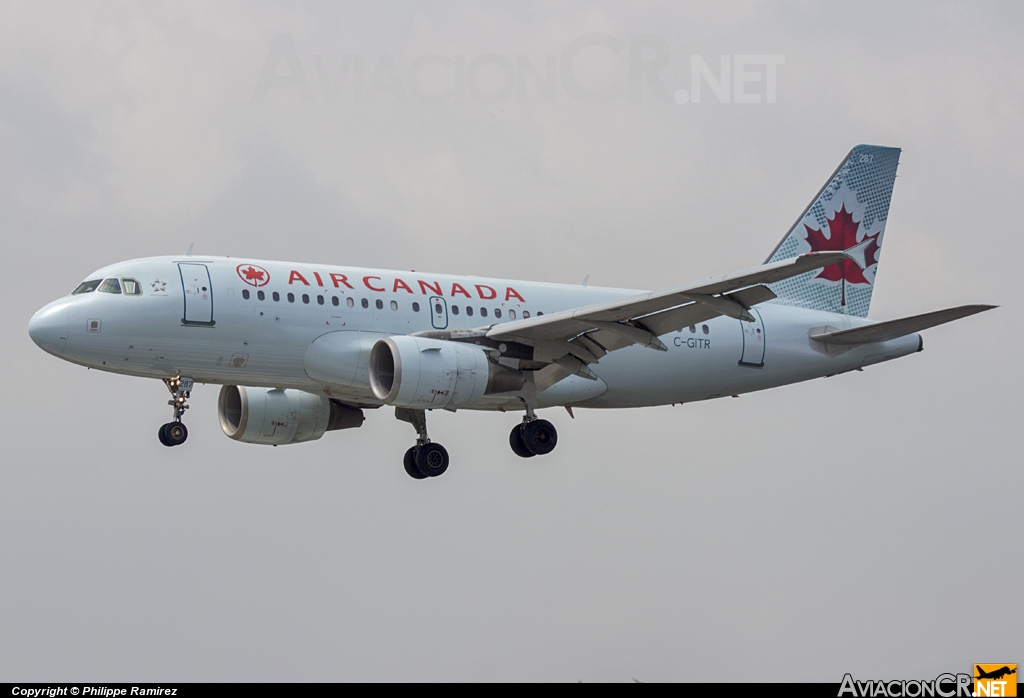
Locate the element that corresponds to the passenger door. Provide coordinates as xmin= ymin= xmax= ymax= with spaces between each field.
xmin=179 ymin=263 xmax=214 ymax=325
xmin=738 ymin=308 xmax=765 ymax=367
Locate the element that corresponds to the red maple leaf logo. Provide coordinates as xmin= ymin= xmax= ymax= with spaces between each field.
xmin=802 ymin=204 xmax=880 ymax=306
xmin=236 ymin=264 xmax=270 ymax=287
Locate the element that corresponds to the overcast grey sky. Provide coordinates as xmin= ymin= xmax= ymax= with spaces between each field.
xmin=1 ymin=0 xmax=1020 ymax=682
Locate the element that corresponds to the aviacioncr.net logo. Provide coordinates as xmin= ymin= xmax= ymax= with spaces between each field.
xmin=839 ymin=673 xmax=973 ymax=697
xmin=974 ymin=665 xmax=1017 ymax=697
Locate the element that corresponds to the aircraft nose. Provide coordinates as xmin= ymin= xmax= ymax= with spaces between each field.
xmin=28 ymin=303 xmax=69 ymax=357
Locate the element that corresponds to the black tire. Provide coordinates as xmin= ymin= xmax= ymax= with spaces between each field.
xmin=509 ymin=424 xmax=536 ymax=458
xmin=415 ymin=442 xmax=449 ymax=477
xmin=163 ymin=422 xmax=188 ymax=446
xmin=522 ymin=419 xmax=557 ymax=456
xmin=158 ymin=423 xmax=171 ymax=447
xmin=404 ymin=447 xmax=427 ymax=479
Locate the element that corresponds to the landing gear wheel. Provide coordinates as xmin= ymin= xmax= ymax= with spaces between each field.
xmin=160 ymin=376 xmax=193 ymax=448
xmin=509 ymin=424 xmax=535 ymax=458
xmin=160 ymin=422 xmax=188 ymax=447
xmin=415 ymin=442 xmax=450 ymax=478
xmin=404 ymin=447 xmax=427 ymax=480
xmin=522 ymin=419 xmax=557 ymax=456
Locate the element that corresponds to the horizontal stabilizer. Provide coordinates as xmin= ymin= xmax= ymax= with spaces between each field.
xmin=810 ymin=305 xmax=996 ymax=345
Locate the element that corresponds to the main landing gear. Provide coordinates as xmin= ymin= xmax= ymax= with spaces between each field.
xmin=509 ymin=388 xmax=558 ymax=458
xmin=396 ymin=408 xmax=450 ymax=479
xmin=509 ymin=417 xmax=558 ymax=458
xmin=158 ymin=376 xmax=193 ymax=447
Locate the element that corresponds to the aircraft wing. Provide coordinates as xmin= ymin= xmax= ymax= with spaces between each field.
xmin=482 ymin=252 xmax=847 ymax=386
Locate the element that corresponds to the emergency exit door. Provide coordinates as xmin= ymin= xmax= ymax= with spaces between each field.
xmin=430 ymin=296 xmax=448 ymax=329
xmin=179 ymin=263 xmax=214 ymax=325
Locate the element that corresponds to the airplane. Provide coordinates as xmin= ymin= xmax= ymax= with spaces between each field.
xmin=27 ymin=144 xmax=994 ymax=480
xmin=975 ymin=666 xmax=1016 ymax=681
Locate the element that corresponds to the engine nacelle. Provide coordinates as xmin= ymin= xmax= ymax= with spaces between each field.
xmin=369 ymin=336 xmax=525 ymax=409
xmin=218 ymin=385 xmax=364 ymax=446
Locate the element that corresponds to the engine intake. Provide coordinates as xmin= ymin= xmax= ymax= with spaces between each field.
xmin=218 ymin=385 xmax=364 ymax=445
xmin=369 ymin=336 xmax=525 ymax=409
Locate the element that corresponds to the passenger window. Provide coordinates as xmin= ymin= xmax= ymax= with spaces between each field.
xmin=97 ymin=278 xmax=122 ymax=294
xmin=390 ymin=300 xmax=398 ymax=311
xmin=375 ymin=299 xmax=383 ymax=310
xmin=466 ymin=306 xmax=474 ymax=317
xmin=434 ymin=303 xmax=442 ymax=315
xmin=273 ymin=291 xmax=280 ymax=302
xmin=508 ymin=309 xmax=516 ymax=319
xmin=702 ymin=324 xmax=709 ymax=334
xmin=332 ymin=296 xmax=339 ymax=306
xmin=242 ymin=289 xmax=250 ymax=300
xmin=480 ymin=307 xmax=488 ymax=317
xmin=287 ymin=293 xmax=295 ymax=303
xmin=72 ymin=279 xmax=102 ymax=295
xmin=257 ymin=290 xmax=265 ymax=301
xmin=121 ymin=278 xmax=142 ymax=295
xmin=346 ymin=297 xmax=354 ymax=307
xmin=452 ymin=305 xmax=460 ymax=315
xmin=494 ymin=308 xmax=502 ymax=318
xmin=361 ymin=298 xmax=368 ymax=308
xmin=412 ymin=302 xmax=420 ymax=312
xmin=302 ymin=294 xmax=309 ymax=304
xmin=689 ymin=325 xmax=696 ymax=333
xmin=522 ymin=310 xmax=530 ymax=319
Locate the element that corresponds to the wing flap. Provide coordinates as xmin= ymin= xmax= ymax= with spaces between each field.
xmin=635 ymin=303 xmax=722 ymax=338
xmin=810 ymin=305 xmax=996 ymax=345
xmin=728 ymin=284 xmax=777 ymax=309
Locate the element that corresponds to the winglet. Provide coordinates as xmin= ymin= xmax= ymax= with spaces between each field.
xmin=843 ymin=237 xmax=874 ymax=270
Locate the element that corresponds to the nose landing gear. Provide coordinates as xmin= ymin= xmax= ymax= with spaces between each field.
xmin=159 ymin=376 xmax=193 ymax=447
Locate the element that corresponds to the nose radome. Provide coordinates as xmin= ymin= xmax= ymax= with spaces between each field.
xmin=28 ymin=303 xmax=69 ymax=357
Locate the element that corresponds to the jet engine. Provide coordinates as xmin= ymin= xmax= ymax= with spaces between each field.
xmin=369 ymin=336 xmax=525 ymax=409
xmin=218 ymin=385 xmax=364 ymax=445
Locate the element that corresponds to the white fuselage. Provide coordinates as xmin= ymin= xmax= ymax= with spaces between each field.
xmin=28 ymin=256 xmax=921 ymax=411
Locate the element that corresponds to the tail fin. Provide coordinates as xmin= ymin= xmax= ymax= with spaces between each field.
xmin=765 ymin=144 xmax=901 ymax=317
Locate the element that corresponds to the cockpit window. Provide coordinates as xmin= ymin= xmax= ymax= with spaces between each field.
xmin=121 ymin=278 xmax=142 ymax=295
xmin=72 ymin=279 xmax=102 ymax=295
xmin=97 ymin=278 xmax=122 ymax=294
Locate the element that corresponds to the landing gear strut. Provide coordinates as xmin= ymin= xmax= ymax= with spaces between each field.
xmin=159 ymin=376 xmax=192 ymax=447
xmin=396 ymin=408 xmax=449 ymax=479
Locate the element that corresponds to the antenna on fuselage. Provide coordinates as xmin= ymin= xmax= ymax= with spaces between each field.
xmin=580 ymin=274 xmax=589 ymax=287
xmin=183 ymin=243 xmax=194 ymax=256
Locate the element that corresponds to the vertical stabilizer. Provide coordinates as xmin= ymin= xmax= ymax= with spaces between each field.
xmin=765 ymin=145 xmax=900 ymax=317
